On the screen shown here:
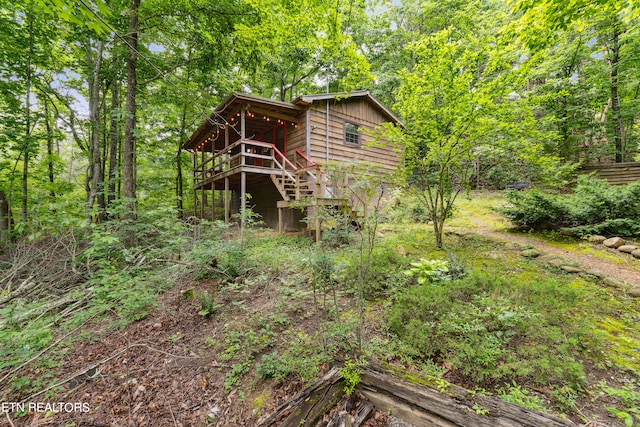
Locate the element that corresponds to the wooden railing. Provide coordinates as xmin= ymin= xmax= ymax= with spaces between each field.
xmin=194 ymin=139 xmax=283 ymax=186
xmin=193 ymin=140 xmax=347 ymax=202
xmin=580 ymin=162 xmax=640 ymax=185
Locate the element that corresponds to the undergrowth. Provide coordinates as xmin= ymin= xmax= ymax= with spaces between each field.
xmin=388 ymin=272 xmax=601 ymax=388
xmin=500 ymin=175 xmax=640 ymax=236
xmin=2 ymin=193 xmax=639 ymax=425
xmin=0 ymin=205 xmax=221 ymax=398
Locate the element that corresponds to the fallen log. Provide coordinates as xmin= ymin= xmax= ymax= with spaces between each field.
xmin=259 ymin=363 xmax=578 ymax=427
xmin=358 ymin=363 xmax=577 ymax=427
xmin=257 ymin=367 xmax=344 ymax=427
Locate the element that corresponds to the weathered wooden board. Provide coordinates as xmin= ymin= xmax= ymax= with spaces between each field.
xmin=359 ymin=364 xmax=577 ymax=427
xmin=580 ymin=162 xmax=640 ymax=185
xmin=259 ymin=363 xmax=578 ymax=427
xmin=257 ymin=367 xmax=344 ymax=427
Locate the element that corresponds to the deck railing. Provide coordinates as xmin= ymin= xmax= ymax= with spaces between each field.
xmin=193 ymin=139 xmax=345 ymax=202
xmin=194 ymin=139 xmax=284 ymax=186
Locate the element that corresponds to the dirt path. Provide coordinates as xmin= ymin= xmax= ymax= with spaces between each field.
xmin=467 ymin=212 xmax=640 ymax=288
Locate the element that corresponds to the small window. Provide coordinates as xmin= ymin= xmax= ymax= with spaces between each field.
xmin=345 ymin=122 xmax=360 ymax=146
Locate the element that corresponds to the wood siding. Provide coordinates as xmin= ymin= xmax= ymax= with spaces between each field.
xmin=306 ymin=98 xmax=400 ymax=171
xmin=580 ymin=162 xmax=640 ymax=185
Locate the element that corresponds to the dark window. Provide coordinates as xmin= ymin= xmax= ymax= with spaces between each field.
xmin=345 ymin=122 xmax=360 ymax=146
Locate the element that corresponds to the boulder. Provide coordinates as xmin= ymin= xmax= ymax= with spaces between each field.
xmin=617 ymin=245 xmax=638 ymax=254
xmin=538 ymin=254 xmax=564 ymax=267
xmin=587 ymin=235 xmax=607 ymax=244
xmin=603 ymin=277 xmax=628 ymax=289
xmin=561 ymin=265 xmax=582 ymax=273
xmin=628 ymin=288 xmax=640 ymax=298
xmin=631 ymin=249 xmax=640 ymax=259
xmin=520 ymin=249 xmax=541 ymax=258
xmin=603 ymin=237 xmax=626 ymax=248
xmin=585 ymin=269 xmax=606 ymax=278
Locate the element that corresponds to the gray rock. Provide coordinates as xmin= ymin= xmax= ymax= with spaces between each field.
xmin=561 ymin=265 xmax=582 ymax=273
xmin=628 ymin=288 xmax=640 ymax=298
xmin=587 ymin=235 xmax=607 ymax=244
xmin=617 ymin=245 xmax=638 ymax=254
xmin=538 ymin=255 xmax=564 ymax=267
xmin=585 ymin=269 xmax=606 ymax=278
xmin=603 ymin=277 xmax=629 ymax=289
xmin=631 ymin=249 xmax=640 ymax=259
xmin=603 ymin=237 xmax=626 ymax=248
xmin=520 ymin=249 xmax=541 ymax=258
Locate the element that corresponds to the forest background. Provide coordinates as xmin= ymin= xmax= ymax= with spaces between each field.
xmin=0 ymin=0 xmax=639 ymax=235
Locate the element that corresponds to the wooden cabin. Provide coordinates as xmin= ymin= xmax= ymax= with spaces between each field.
xmin=183 ymin=91 xmax=402 ymax=237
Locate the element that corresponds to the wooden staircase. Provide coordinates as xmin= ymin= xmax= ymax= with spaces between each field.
xmin=271 ymin=166 xmax=361 ymax=242
xmin=270 ymin=174 xmax=314 ymax=202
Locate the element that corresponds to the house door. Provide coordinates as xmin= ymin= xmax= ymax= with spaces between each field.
xmin=273 ymin=123 xmax=286 ymax=156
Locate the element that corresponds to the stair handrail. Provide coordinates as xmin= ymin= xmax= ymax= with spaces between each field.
xmin=271 ymin=144 xmax=296 ymax=182
xmin=293 ymin=149 xmax=316 ymax=168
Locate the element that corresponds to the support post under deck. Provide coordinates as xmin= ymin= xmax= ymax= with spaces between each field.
xmin=241 ymin=171 xmax=246 ymax=233
xmin=211 ymin=186 xmax=216 ymax=221
xmin=224 ymin=177 xmax=229 ymax=223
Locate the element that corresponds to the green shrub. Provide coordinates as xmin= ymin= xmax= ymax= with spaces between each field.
xmin=403 ymin=255 xmax=467 ymax=285
xmin=501 ymin=176 xmax=640 ymax=236
xmin=340 ymin=246 xmax=409 ymax=298
xmin=404 ymin=259 xmax=450 ymax=284
xmin=256 ymin=351 xmax=291 ymax=380
xmin=388 ymin=272 xmax=596 ymax=387
xmin=500 ymin=189 xmax=570 ymax=229
xmin=565 ymin=218 xmax=640 ymax=238
xmin=197 ymin=290 xmax=221 ymax=317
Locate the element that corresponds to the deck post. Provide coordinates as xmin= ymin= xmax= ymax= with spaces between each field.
xmin=224 ymin=177 xmax=229 ymax=223
xmin=240 ymin=109 xmax=246 ymax=139
xmin=241 ymin=171 xmax=246 ymax=236
xmin=211 ymin=187 xmax=215 ymax=220
xmin=278 ymin=207 xmax=283 ymax=233
xmin=193 ymin=149 xmax=198 ymax=216
xmin=224 ymin=123 xmax=230 ymax=223
xmin=201 ymin=149 xmax=206 ymax=218
xmin=240 ymin=109 xmax=247 ymax=237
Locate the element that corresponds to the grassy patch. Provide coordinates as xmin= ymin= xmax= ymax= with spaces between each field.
xmin=388 ymin=272 xmax=600 ymax=388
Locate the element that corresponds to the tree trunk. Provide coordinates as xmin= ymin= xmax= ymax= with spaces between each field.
xmin=123 ymin=0 xmax=141 ymax=219
xmin=86 ymin=40 xmax=106 ymax=222
xmin=44 ymin=101 xmax=56 ymax=203
xmin=22 ymin=10 xmax=34 ymax=224
xmin=609 ymin=24 xmax=623 ymax=163
xmin=0 ymin=190 xmax=11 ymax=247
xmin=107 ymin=85 xmax=120 ymax=209
xmin=176 ymin=103 xmax=187 ymax=217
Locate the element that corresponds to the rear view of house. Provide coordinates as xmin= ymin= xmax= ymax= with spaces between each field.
xmin=183 ymin=91 xmax=402 ymax=235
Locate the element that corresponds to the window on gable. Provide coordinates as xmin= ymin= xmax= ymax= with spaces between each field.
xmin=345 ymin=122 xmax=360 ymax=146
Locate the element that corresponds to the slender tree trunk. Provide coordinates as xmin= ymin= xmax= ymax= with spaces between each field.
xmin=44 ymin=101 xmax=56 ymax=203
xmin=610 ymin=24 xmax=623 ymax=163
xmin=22 ymin=11 xmax=34 ymax=224
xmin=0 ymin=190 xmax=10 ymax=247
xmin=123 ymin=0 xmax=141 ymax=218
xmin=177 ymin=102 xmax=187 ymax=217
xmin=176 ymin=63 xmax=191 ymax=217
xmin=86 ymin=40 xmax=106 ymax=222
xmin=107 ymin=85 xmax=119 ymax=209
